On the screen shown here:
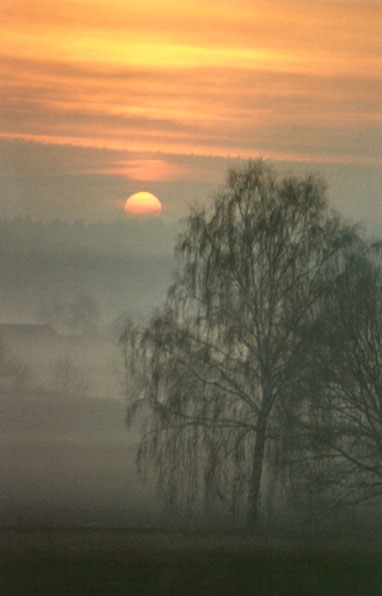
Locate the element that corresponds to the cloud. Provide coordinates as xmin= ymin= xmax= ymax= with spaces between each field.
xmin=1 ymin=51 xmax=381 ymax=167
xmin=0 ymin=1 xmax=380 ymax=221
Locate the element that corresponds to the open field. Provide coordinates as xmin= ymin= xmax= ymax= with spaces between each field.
xmin=1 ymin=528 xmax=381 ymax=595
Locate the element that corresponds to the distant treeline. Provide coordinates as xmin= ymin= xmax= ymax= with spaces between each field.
xmin=0 ymin=216 xmax=177 ymax=257
xmin=0 ymin=217 xmax=176 ymax=324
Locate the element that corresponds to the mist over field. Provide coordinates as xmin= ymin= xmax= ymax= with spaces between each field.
xmin=0 ymin=217 xmax=176 ymax=528
xmin=1 ymin=188 xmax=382 ymax=535
xmin=1 ymin=208 xmax=382 ymax=596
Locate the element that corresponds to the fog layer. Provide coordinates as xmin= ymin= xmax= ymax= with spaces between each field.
xmin=0 ymin=217 xmax=176 ymax=527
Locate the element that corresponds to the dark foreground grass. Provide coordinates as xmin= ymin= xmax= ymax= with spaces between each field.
xmin=1 ymin=530 xmax=381 ymax=595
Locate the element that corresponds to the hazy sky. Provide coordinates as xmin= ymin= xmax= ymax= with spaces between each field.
xmin=1 ymin=0 xmax=381 ymax=226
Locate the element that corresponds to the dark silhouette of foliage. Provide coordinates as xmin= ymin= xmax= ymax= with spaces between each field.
xmin=295 ymin=247 xmax=382 ymax=508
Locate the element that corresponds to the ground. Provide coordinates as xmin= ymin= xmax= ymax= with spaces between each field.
xmin=1 ymin=528 xmax=381 ymax=595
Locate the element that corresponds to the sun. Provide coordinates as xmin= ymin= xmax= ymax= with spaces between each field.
xmin=124 ymin=192 xmax=162 ymax=216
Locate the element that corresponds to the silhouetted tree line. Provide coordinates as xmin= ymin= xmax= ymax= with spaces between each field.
xmin=0 ymin=216 xmax=172 ymax=256
xmin=122 ymin=161 xmax=382 ymax=532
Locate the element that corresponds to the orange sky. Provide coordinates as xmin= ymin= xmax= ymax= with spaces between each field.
xmin=0 ymin=0 xmax=381 ymax=219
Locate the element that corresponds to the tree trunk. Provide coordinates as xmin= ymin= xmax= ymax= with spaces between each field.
xmin=246 ymin=415 xmax=267 ymax=531
xmin=246 ymin=383 xmax=273 ymax=531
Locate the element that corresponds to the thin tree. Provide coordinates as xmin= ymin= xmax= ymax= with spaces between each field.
xmin=66 ymin=290 xmax=99 ymax=336
xmin=0 ymin=336 xmax=31 ymax=394
xmin=123 ymin=160 xmax=355 ymax=529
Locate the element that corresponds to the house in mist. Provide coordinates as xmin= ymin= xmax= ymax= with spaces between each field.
xmin=0 ymin=323 xmax=57 ymax=342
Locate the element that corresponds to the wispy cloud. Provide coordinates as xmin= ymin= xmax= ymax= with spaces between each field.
xmin=1 ymin=0 xmax=381 ymax=190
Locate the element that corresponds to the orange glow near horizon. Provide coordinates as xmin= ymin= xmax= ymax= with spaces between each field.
xmin=124 ymin=192 xmax=162 ymax=216
xmin=1 ymin=0 xmax=381 ymax=181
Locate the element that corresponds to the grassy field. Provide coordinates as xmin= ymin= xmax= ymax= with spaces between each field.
xmin=1 ymin=528 xmax=381 ymax=595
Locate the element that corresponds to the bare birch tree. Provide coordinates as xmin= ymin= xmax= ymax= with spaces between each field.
xmin=123 ymin=160 xmax=355 ymax=529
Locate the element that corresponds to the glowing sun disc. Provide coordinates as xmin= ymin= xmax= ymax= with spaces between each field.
xmin=124 ymin=191 xmax=162 ymax=215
